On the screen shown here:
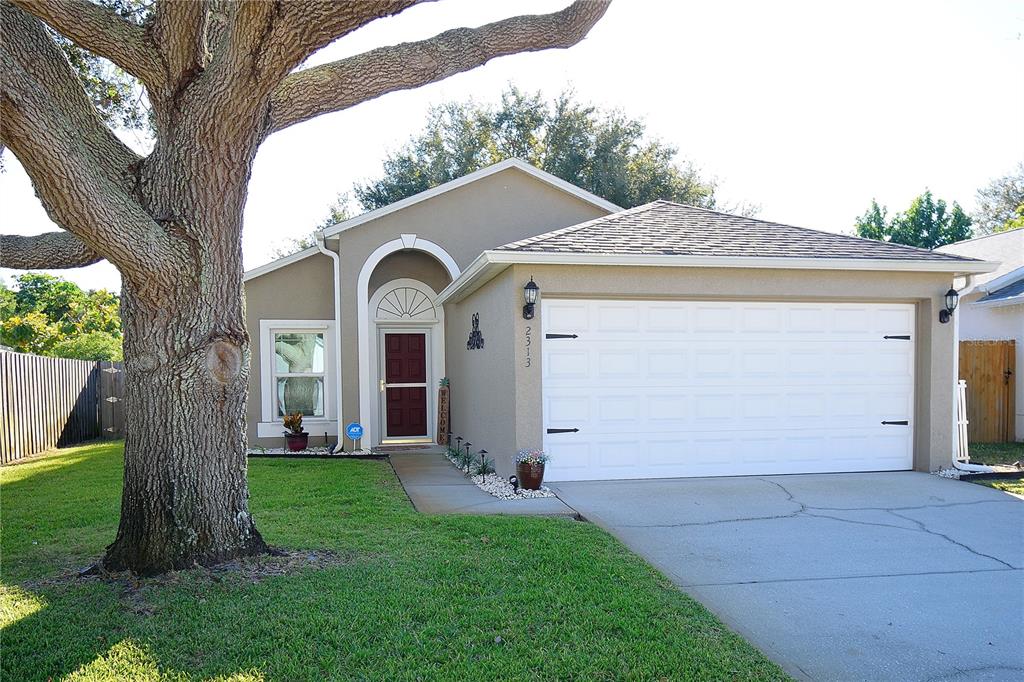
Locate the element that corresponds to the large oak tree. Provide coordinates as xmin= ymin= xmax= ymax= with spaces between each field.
xmin=0 ymin=0 xmax=610 ymax=575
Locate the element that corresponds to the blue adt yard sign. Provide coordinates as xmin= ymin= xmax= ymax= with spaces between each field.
xmin=345 ymin=422 xmax=364 ymax=441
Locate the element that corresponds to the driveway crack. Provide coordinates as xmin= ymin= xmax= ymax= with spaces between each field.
xmin=886 ymin=509 xmax=1016 ymax=569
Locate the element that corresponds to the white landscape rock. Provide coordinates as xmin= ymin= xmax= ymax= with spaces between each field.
xmin=445 ymin=454 xmax=555 ymax=499
xmin=247 ymin=447 xmax=373 ymax=456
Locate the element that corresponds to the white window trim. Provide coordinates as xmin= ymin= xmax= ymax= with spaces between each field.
xmin=258 ymin=319 xmax=337 ymax=438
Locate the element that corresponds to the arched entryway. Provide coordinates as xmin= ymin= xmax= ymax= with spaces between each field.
xmin=357 ymin=236 xmax=459 ymax=445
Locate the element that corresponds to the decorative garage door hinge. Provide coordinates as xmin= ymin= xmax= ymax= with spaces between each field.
xmin=881 ymin=420 xmax=909 ymax=426
xmin=883 ymin=335 xmax=911 ymax=340
xmin=545 ymin=333 xmax=578 ymax=339
xmin=546 ymin=427 xmax=580 ymax=434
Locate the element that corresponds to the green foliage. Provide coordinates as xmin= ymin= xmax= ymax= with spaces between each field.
xmin=974 ymin=162 xmax=1024 ymax=234
xmin=282 ymin=412 xmax=304 ymax=435
xmin=0 ymin=443 xmax=786 ymax=680
xmin=352 ymin=86 xmax=748 ymax=214
xmin=275 ymin=194 xmax=355 ymax=258
xmin=997 ymin=204 xmax=1024 ymax=233
xmin=0 ymin=274 xmax=121 ymax=360
xmin=55 ymin=0 xmax=153 ymax=132
xmin=473 ymin=454 xmax=496 ymax=476
xmin=855 ymin=190 xmax=973 ymax=249
xmin=51 ymin=331 xmax=123 ymax=361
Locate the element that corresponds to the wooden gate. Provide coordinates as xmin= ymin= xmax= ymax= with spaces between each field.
xmin=959 ymin=340 xmax=1016 ymax=442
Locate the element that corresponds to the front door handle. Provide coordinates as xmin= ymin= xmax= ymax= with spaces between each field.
xmin=546 ymin=427 xmax=580 ymax=434
xmin=379 ymin=378 xmax=386 ymax=393
xmin=881 ymin=420 xmax=909 ymax=426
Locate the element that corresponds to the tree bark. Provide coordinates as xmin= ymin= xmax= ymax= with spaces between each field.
xmin=1 ymin=0 xmax=609 ymax=576
xmin=105 ymin=279 xmax=266 ymax=575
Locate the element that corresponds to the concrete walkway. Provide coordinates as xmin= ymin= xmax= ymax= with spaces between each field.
xmin=552 ymin=472 xmax=1024 ymax=682
xmin=389 ymin=452 xmax=577 ymax=517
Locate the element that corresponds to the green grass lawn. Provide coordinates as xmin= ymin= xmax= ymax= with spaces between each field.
xmin=968 ymin=441 xmax=1024 ymax=466
xmin=1 ymin=442 xmax=786 ymax=681
xmin=976 ymin=478 xmax=1024 ymax=496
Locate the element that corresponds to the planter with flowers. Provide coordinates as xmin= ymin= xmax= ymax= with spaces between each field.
xmin=515 ymin=449 xmax=549 ymax=490
xmin=282 ymin=412 xmax=309 ymax=452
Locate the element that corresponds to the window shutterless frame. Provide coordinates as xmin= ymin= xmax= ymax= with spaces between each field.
xmin=257 ymin=320 xmax=336 ymax=438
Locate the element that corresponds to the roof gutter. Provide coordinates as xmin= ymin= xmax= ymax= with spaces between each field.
xmin=436 ymin=250 xmax=1000 ymax=304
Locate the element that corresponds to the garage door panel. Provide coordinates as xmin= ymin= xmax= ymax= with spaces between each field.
xmin=543 ymin=299 xmax=914 ymax=481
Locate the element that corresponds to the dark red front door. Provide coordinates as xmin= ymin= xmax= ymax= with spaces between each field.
xmin=383 ymin=333 xmax=427 ymax=438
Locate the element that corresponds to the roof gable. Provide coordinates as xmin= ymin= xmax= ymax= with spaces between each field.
xmin=320 ymin=158 xmax=622 ymax=238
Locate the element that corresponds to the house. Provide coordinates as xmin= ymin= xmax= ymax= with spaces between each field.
xmin=243 ymin=159 xmax=996 ymax=480
xmin=937 ymin=229 xmax=1023 ymax=441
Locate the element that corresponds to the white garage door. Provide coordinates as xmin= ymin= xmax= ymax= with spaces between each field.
xmin=542 ymin=299 xmax=915 ymax=481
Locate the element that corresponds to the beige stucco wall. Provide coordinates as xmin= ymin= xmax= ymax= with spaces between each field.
xmin=368 ymin=250 xmax=452 ymax=297
xmin=453 ymin=263 xmax=961 ymax=475
xmin=444 ymin=269 xmax=519 ymax=470
xmin=243 ymin=253 xmax=336 ymax=447
xmin=331 ymin=167 xmax=608 ymax=438
xmin=242 ymin=166 xmax=609 ymax=447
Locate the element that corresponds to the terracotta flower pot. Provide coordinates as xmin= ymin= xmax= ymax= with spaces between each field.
xmin=516 ymin=461 xmax=545 ymax=490
xmin=284 ymin=432 xmax=309 ymax=452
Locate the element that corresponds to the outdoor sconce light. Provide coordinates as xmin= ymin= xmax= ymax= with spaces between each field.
xmin=523 ymin=277 xmax=539 ymax=319
xmin=939 ymin=288 xmax=959 ymax=324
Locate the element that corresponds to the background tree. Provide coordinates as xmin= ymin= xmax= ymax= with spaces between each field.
xmin=352 ymin=86 xmax=753 ymax=213
xmin=0 ymin=274 xmax=122 ymax=359
xmin=854 ymin=190 xmax=972 ymax=249
xmin=973 ymin=161 xmax=1024 ymax=234
xmin=0 ymin=0 xmax=610 ymax=575
xmin=274 ymin=192 xmax=355 ymax=258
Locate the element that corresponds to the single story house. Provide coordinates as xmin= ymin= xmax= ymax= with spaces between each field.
xmin=937 ymin=228 xmax=1023 ymax=441
xmin=243 ymin=159 xmax=996 ymax=481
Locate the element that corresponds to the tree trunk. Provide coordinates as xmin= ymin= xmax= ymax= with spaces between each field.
xmin=103 ymin=113 xmax=268 ymax=574
xmin=104 ymin=278 xmax=266 ymax=575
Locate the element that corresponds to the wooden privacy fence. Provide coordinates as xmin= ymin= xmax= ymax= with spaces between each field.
xmin=0 ymin=350 xmax=124 ymax=464
xmin=959 ymin=340 xmax=1016 ymax=443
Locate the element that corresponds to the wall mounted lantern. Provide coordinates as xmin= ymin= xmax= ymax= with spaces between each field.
xmin=523 ymin=277 xmax=539 ymax=319
xmin=939 ymin=288 xmax=959 ymax=324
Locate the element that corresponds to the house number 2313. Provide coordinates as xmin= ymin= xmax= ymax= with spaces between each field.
xmin=524 ymin=326 xmax=532 ymax=367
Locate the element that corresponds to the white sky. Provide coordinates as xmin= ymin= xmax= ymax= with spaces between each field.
xmin=1 ymin=0 xmax=1022 ymax=293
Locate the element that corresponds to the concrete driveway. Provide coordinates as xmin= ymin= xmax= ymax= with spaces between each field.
xmin=551 ymin=472 xmax=1023 ymax=681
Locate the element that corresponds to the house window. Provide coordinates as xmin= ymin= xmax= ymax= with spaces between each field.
xmin=259 ymin=320 xmax=335 ymax=436
xmin=274 ymin=331 xmax=325 ymax=417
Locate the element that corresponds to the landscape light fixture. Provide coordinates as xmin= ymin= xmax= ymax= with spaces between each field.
xmin=939 ymin=288 xmax=959 ymax=324
xmin=523 ymin=277 xmax=539 ymax=319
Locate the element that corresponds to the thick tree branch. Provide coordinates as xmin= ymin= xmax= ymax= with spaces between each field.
xmin=151 ymin=0 xmax=209 ymax=93
xmin=257 ymin=0 xmax=430 ymax=83
xmin=10 ymin=0 xmax=164 ymax=87
xmin=1 ymin=3 xmax=180 ymax=284
xmin=0 ymin=231 xmax=102 ymax=269
xmin=267 ymin=0 xmax=611 ymax=134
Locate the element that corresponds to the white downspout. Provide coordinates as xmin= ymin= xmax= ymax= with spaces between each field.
xmin=950 ymin=275 xmax=994 ymax=473
xmin=316 ymin=230 xmax=344 ymax=449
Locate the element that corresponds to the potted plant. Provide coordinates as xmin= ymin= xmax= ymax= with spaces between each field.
xmin=283 ymin=412 xmax=308 ymax=452
xmin=515 ymin=449 xmax=549 ymax=490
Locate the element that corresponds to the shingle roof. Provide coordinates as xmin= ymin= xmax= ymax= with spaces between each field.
xmin=977 ymin=278 xmax=1024 ymax=305
xmin=495 ymin=200 xmax=978 ymax=262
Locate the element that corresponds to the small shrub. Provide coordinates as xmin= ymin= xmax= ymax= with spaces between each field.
xmin=455 ymin=447 xmax=475 ymax=473
xmin=473 ymin=456 xmax=495 ymax=476
xmin=282 ymin=412 xmax=304 ymax=434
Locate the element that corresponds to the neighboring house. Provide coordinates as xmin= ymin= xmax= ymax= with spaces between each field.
xmin=243 ymin=158 xmax=995 ymax=480
xmin=937 ymin=229 xmax=1023 ymax=441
